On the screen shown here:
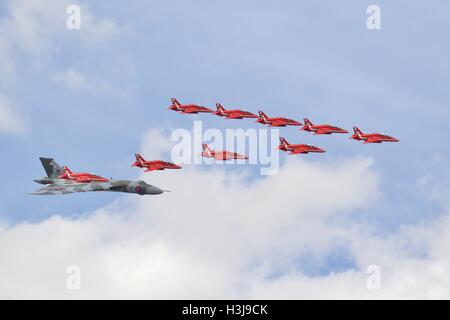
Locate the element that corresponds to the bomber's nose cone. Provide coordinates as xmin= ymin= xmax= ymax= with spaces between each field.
xmin=145 ymin=185 xmax=164 ymax=195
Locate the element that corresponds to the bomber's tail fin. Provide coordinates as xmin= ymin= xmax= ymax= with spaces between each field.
xmin=39 ymin=157 xmax=63 ymax=178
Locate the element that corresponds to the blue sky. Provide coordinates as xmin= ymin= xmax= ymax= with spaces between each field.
xmin=1 ymin=0 xmax=449 ymax=227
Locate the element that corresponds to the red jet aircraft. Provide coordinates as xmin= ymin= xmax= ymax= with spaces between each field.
xmin=168 ymin=98 xmax=213 ymax=114
xmin=201 ymin=144 xmax=248 ymax=160
xmin=58 ymin=166 xmax=109 ymax=183
xmin=350 ymin=127 xmax=399 ymax=144
xmin=301 ymin=118 xmax=348 ymax=135
xmin=213 ymin=103 xmax=258 ymax=119
xmin=131 ymin=153 xmax=182 ymax=172
xmin=256 ymin=111 xmax=302 ymax=127
xmin=278 ymin=137 xmax=325 ymax=155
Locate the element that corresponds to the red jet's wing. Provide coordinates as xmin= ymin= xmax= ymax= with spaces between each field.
xmin=144 ymin=164 xmax=164 ymax=171
xmin=365 ymin=138 xmax=383 ymax=143
xmin=227 ymin=113 xmax=243 ymax=119
xmin=181 ymin=107 xmax=200 ymax=114
xmin=289 ymin=148 xmax=307 ymax=154
xmin=269 ymin=120 xmax=286 ymax=127
xmin=75 ymin=176 xmax=107 ymax=182
xmin=315 ymin=128 xmax=333 ymax=135
xmin=224 ymin=151 xmax=247 ymax=159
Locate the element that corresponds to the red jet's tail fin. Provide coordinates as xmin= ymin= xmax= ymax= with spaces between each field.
xmin=353 ymin=126 xmax=363 ymax=135
xmin=202 ymin=144 xmax=213 ymax=152
xmin=202 ymin=144 xmax=214 ymax=156
xmin=279 ymin=137 xmax=289 ymax=144
xmin=279 ymin=137 xmax=290 ymax=149
xmin=135 ymin=153 xmax=146 ymax=164
xmin=63 ymin=165 xmax=73 ymax=175
xmin=171 ymin=98 xmax=181 ymax=106
xmin=258 ymin=110 xmax=268 ymax=121
xmin=62 ymin=165 xmax=74 ymax=179
xmin=216 ymin=103 xmax=226 ymax=114
xmin=303 ymin=118 xmax=313 ymax=126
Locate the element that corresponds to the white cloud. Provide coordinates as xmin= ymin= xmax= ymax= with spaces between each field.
xmin=140 ymin=128 xmax=175 ymax=160
xmin=0 ymin=39 xmax=14 ymax=81
xmin=51 ymin=67 xmax=116 ymax=94
xmin=0 ymin=0 xmax=124 ymax=131
xmin=0 ymin=95 xmax=24 ymax=134
xmin=51 ymin=62 xmax=136 ymax=96
xmin=52 ymin=67 xmax=90 ymax=92
xmin=416 ymin=155 xmax=450 ymax=210
xmin=1 ymin=0 xmax=120 ymax=57
xmin=0 ymin=128 xmax=449 ymax=299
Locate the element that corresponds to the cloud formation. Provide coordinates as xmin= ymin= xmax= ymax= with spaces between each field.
xmin=0 ymin=0 xmax=126 ymax=134
xmin=2 ymin=128 xmax=449 ymax=299
xmin=0 ymin=95 xmax=24 ymax=134
xmin=1 ymin=0 xmax=120 ymax=57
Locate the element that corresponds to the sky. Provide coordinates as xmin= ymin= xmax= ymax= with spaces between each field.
xmin=0 ymin=0 xmax=449 ymax=298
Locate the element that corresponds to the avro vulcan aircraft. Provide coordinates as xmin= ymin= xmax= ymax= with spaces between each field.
xmin=301 ymin=118 xmax=348 ymax=135
xmin=201 ymin=144 xmax=248 ymax=160
xmin=132 ymin=153 xmax=182 ymax=172
xmin=256 ymin=111 xmax=302 ymax=127
xmin=350 ymin=127 xmax=399 ymax=144
xmin=168 ymin=98 xmax=213 ymax=114
xmin=278 ymin=137 xmax=325 ymax=155
xmin=32 ymin=158 xmax=164 ymax=195
xmin=213 ymin=103 xmax=258 ymax=119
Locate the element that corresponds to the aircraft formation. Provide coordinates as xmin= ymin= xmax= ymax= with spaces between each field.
xmin=168 ymin=97 xmax=399 ymax=156
xmin=32 ymin=97 xmax=399 ymax=196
